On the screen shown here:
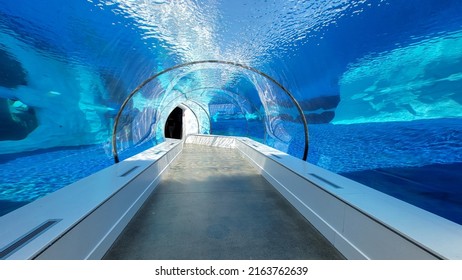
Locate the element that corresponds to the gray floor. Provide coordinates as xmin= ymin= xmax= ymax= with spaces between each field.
xmin=104 ymin=144 xmax=344 ymax=260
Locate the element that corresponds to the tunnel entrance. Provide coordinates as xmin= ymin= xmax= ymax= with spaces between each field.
xmin=165 ymin=107 xmax=183 ymax=139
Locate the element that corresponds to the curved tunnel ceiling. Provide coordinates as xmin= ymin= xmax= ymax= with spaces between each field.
xmin=170 ymin=68 xmax=309 ymax=156
xmin=112 ymin=60 xmax=309 ymax=163
xmin=154 ymin=86 xmax=265 ymax=139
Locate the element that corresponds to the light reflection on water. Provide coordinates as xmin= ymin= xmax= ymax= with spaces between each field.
xmin=107 ymin=0 xmax=373 ymax=64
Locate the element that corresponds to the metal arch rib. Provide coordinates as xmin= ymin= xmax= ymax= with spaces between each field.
xmin=112 ymin=60 xmax=309 ymax=163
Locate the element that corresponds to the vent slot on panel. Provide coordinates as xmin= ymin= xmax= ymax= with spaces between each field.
xmin=308 ymin=173 xmax=343 ymax=189
xmin=120 ymin=166 xmax=140 ymax=177
xmin=0 ymin=219 xmax=61 ymax=259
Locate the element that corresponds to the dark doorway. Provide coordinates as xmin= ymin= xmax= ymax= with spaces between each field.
xmin=165 ymin=107 xmax=183 ymax=139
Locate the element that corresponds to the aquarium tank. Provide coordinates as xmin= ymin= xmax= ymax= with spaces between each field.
xmin=0 ymin=0 xmax=461 ymax=224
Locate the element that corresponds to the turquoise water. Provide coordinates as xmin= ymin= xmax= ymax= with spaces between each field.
xmin=1 ymin=0 xmax=462 ymax=223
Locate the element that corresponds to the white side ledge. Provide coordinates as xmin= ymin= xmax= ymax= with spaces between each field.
xmin=0 ymin=140 xmax=183 ymax=260
xmin=235 ymin=137 xmax=462 ymax=259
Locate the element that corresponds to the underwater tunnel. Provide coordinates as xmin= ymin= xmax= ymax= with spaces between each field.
xmin=1 ymin=0 xmax=462 ymax=260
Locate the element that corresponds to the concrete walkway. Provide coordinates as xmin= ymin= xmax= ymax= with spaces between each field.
xmin=104 ymin=144 xmax=343 ymax=259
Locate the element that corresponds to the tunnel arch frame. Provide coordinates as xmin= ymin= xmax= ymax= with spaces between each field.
xmin=112 ymin=60 xmax=309 ymax=163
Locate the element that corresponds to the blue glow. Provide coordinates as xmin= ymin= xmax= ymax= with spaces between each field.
xmin=0 ymin=0 xmax=461 ymax=223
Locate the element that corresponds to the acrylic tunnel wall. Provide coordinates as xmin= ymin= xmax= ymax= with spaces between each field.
xmin=1 ymin=0 xmax=462 ymax=227
xmin=111 ymin=62 xmax=307 ymax=163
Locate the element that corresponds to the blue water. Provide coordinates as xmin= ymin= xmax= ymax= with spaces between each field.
xmin=0 ymin=139 xmax=154 ymax=216
xmin=2 ymin=119 xmax=461 ymax=224
xmin=311 ymin=119 xmax=462 ymax=225
xmin=0 ymin=145 xmax=112 ymax=214
xmin=1 ymin=0 xmax=462 ymax=224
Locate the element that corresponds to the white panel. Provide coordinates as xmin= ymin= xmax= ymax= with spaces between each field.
xmin=235 ymin=136 xmax=462 ymax=260
xmin=342 ymin=205 xmax=437 ymax=259
xmin=185 ymin=134 xmax=236 ymax=148
xmin=0 ymin=140 xmax=183 ymax=260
